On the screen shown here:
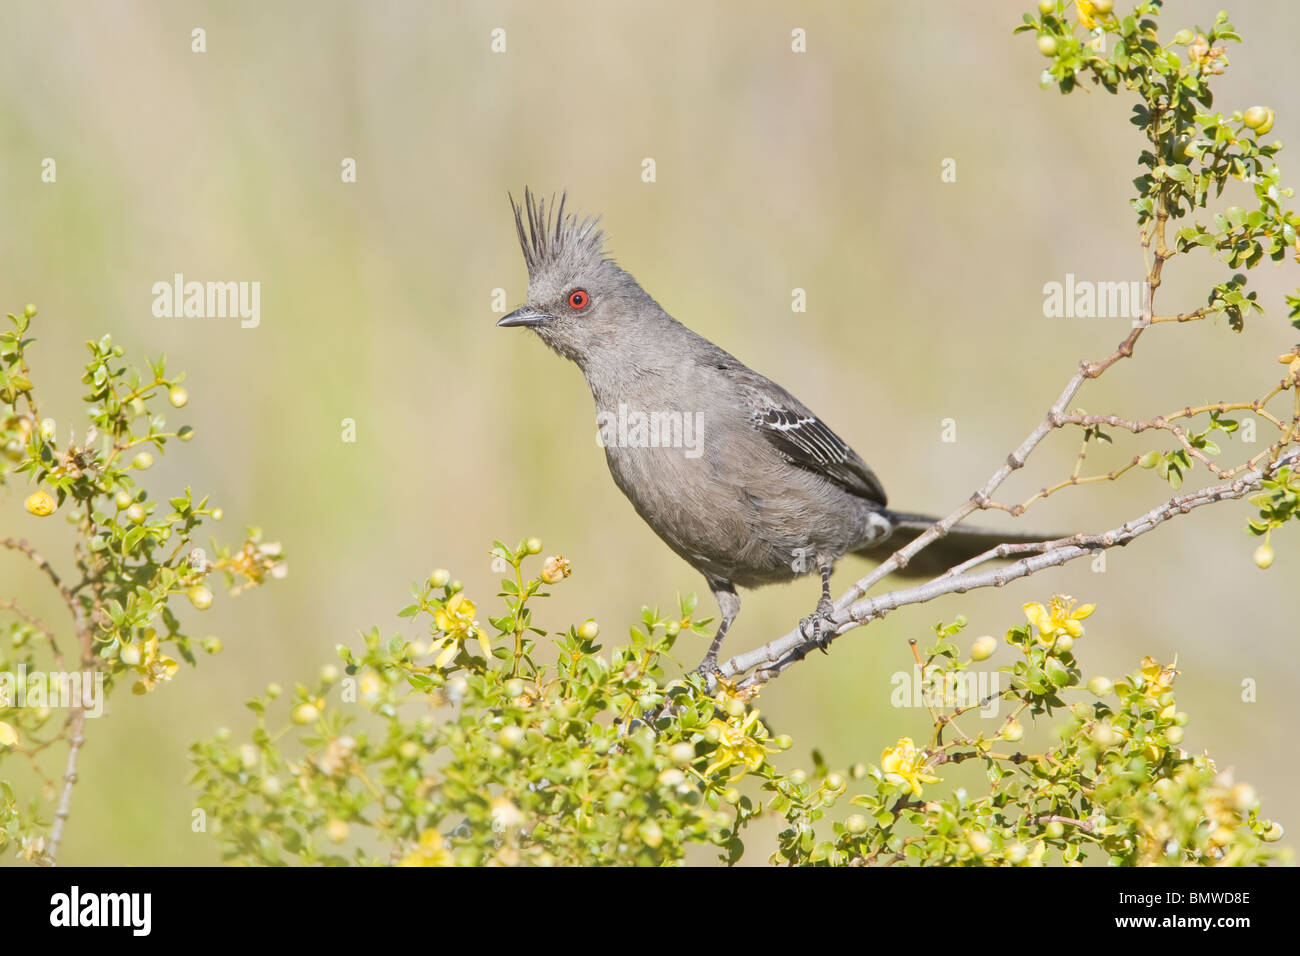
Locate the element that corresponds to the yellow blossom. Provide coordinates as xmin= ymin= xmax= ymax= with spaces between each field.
xmin=399 ymin=829 xmax=454 ymax=867
xmin=1188 ymin=34 xmax=1227 ymax=75
xmin=429 ymin=592 xmax=489 ymax=666
xmin=1138 ymin=656 xmax=1177 ymax=698
xmin=880 ymin=737 xmax=940 ymax=797
xmin=130 ymin=631 xmax=179 ymax=694
xmin=1077 ymin=0 xmax=1099 ymax=29
xmin=704 ymin=708 xmax=771 ymax=778
xmin=217 ymin=533 xmax=287 ymax=595
xmin=1022 ymin=595 xmax=1094 ymax=644
xmin=24 ymin=489 xmax=56 ymax=516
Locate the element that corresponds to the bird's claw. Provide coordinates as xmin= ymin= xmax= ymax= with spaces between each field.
xmin=799 ymin=600 xmax=837 ymax=653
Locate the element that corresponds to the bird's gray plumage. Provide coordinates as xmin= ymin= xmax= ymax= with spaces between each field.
xmin=499 ymin=189 xmax=1053 ymax=671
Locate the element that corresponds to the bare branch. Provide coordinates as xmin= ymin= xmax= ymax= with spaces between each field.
xmin=719 ymin=449 xmax=1297 ymax=690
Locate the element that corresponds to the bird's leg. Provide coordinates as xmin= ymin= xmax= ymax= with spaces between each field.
xmin=696 ymin=581 xmax=740 ymax=678
xmin=798 ymin=555 xmax=837 ymax=653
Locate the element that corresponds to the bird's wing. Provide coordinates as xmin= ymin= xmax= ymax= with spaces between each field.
xmin=691 ymin=339 xmax=888 ymax=505
xmin=747 ymin=390 xmax=888 ymax=506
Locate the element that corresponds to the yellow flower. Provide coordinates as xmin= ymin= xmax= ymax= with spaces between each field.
xmin=1187 ymin=34 xmax=1227 ymax=75
xmin=880 ymin=737 xmax=940 ymax=797
xmin=1076 ymin=0 xmax=1099 ymax=29
xmin=1138 ymin=656 xmax=1177 ymax=698
xmin=218 ymin=533 xmax=287 ymax=596
xmin=1022 ymin=595 xmax=1094 ymax=644
xmin=399 ymin=829 xmax=454 ymax=867
xmin=24 ymin=489 xmax=56 ymax=516
xmin=430 ymin=593 xmax=489 ymax=666
xmin=704 ymin=708 xmax=771 ymax=778
xmin=130 ymin=631 xmax=179 ymax=694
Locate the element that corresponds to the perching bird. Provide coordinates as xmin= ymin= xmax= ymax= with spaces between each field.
xmin=498 ymin=190 xmax=1052 ymax=673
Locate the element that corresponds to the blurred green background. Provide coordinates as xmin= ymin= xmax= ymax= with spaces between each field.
xmin=2 ymin=0 xmax=1298 ymax=865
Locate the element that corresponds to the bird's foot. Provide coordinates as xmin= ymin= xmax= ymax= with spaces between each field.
xmin=799 ymin=597 xmax=837 ymax=653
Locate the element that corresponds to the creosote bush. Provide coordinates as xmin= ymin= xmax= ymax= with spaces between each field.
xmin=190 ymin=544 xmax=1285 ymax=866
xmin=1 ymin=305 xmax=284 ymax=864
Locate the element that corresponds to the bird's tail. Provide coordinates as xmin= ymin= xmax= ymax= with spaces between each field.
xmin=854 ymin=510 xmax=1063 ymax=579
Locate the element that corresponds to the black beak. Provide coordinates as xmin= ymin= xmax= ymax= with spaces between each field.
xmin=497 ymin=306 xmax=551 ymax=328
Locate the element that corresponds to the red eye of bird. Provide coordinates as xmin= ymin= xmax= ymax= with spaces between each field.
xmin=568 ymin=289 xmax=590 ymax=310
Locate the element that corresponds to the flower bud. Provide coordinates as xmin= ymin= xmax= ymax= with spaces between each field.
xmin=291 ymin=702 xmax=320 ymax=725
xmin=1091 ymin=722 xmax=1120 ymax=748
xmin=187 ymin=586 xmax=213 ymax=610
xmin=970 ymin=636 xmax=997 ymax=661
xmin=524 ymin=537 xmax=542 ymax=554
xmin=132 ymin=451 xmax=153 ymax=470
xmin=326 ymin=819 xmax=350 ymax=843
xmin=1087 ymin=676 xmax=1113 ymax=697
xmin=658 ymin=768 xmax=685 ymax=787
xmin=429 ymin=568 xmax=450 ymax=588
xmin=1243 ymin=106 xmax=1271 ymax=131
xmin=1254 ymin=543 xmax=1274 ymax=569
xmin=967 ymin=831 xmax=993 ymax=856
xmin=638 ymin=820 xmax=663 ymax=848
xmin=168 ymin=386 xmax=188 ymax=408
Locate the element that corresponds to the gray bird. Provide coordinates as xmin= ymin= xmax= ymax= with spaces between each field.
xmin=498 ymin=190 xmax=1052 ymax=673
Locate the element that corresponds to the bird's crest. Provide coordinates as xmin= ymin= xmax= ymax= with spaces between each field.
xmin=510 ymin=188 xmax=607 ymax=279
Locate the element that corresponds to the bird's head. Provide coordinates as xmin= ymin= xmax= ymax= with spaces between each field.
xmin=498 ymin=189 xmax=652 ymax=367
